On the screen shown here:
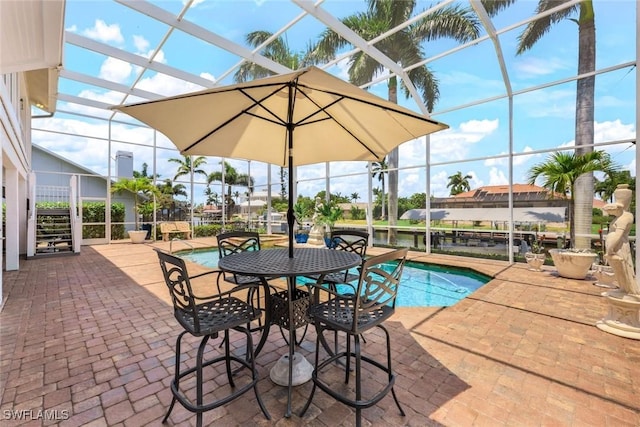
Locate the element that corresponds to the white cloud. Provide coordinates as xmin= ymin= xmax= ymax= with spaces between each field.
xmin=459 ymin=119 xmax=499 ymax=136
xmin=133 ymin=35 xmax=149 ymax=53
xmin=594 ymin=119 xmax=635 ymax=142
xmin=484 ymin=146 xmax=536 ymax=167
xmin=83 ymin=19 xmax=124 ymax=44
xmin=513 ymin=56 xmax=571 ymax=79
xmin=488 ymin=167 xmax=508 ymax=186
xmin=136 ymin=72 xmax=208 ymax=97
xmin=515 ymin=88 xmax=575 ymax=118
xmin=99 ymin=57 xmax=132 ymax=83
xmin=430 ymin=119 xmax=499 ymax=162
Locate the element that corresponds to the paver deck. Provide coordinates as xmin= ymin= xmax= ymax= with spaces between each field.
xmin=1 ymin=238 xmax=639 ymax=426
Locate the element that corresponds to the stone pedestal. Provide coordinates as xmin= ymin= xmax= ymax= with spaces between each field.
xmin=269 ymin=352 xmax=313 ymax=386
xmin=524 ymin=252 xmax=545 ymax=271
xmin=306 ymin=225 xmax=325 ymax=246
xmin=596 ymin=291 xmax=640 ymax=339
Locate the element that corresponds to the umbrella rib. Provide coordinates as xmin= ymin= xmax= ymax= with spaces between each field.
xmin=184 ymin=85 xmax=287 ymax=152
xmin=295 ymin=93 xmax=380 ymax=160
xmin=296 ymin=82 xmax=442 ymax=125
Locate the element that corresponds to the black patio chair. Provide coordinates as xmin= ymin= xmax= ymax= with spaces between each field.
xmin=155 ymin=249 xmax=270 ymax=427
xmin=216 ymin=231 xmax=277 ymax=347
xmin=304 ymin=229 xmax=370 ymax=351
xmin=316 ymin=229 xmax=369 ymax=286
xmin=300 ymin=248 xmax=409 ymax=427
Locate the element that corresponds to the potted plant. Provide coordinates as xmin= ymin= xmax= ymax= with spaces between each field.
xmin=527 ymin=150 xmax=619 ymax=279
xmin=316 ymin=199 xmax=343 ymax=248
xmin=111 ymin=177 xmax=158 ymax=243
xmin=524 ymin=236 xmax=546 ymax=271
xmin=293 ymin=200 xmax=312 ymax=243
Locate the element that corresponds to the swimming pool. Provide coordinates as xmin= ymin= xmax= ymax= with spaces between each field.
xmin=177 ymin=249 xmax=490 ymax=307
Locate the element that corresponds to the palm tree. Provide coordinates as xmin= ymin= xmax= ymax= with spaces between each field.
xmin=111 ymin=176 xmax=158 ymax=231
xmin=484 ymin=0 xmax=596 ymax=248
xmin=208 ymin=161 xmax=254 ymax=218
xmin=234 ymin=31 xmax=306 ymax=83
xmin=527 ymin=150 xmax=617 ymax=248
xmin=204 ymin=187 xmax=219 ymax=207
xmin=234 ymin=31 xmax=307 ymax=206
xmin=350 ymin=192 xmax=359 ymax=203
xmin=168 ymin=154 xmax=208 ymax=182
xmin=370 ymin=157 xmax=389 ymax=220
xmin=308 ymin=0 xmax=481 ymax=245
xmin=595 ymin=170 xmax=634 ymax=203
xmin=447 ymin=171 xmax=472 ymax=195
xmin=157 ymin=179 xmax=187 ymax=199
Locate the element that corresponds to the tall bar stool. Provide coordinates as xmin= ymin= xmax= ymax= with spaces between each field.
xmin=155 ymin=249 xmax=270 ymax=426
xmin=305 ymin=229 xmax=370 ymax=352
xmin=300 ymin=248 xmax=408 ymax=427
xmin=216 ymin=231 xmax=276 ymax=355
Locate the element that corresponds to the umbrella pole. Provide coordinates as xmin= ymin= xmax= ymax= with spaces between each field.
xmin=287 ymin=124 xmax=295 ymax=258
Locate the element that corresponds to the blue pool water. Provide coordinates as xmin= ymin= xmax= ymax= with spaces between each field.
xmin=178 ymin=249 xmax=490 ymax=307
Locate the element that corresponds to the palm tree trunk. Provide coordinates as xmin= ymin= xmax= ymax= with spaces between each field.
xmin=573 ymin=2 xmax=596 ymax=249
xmin=381 ymin=179 xmax=386 ymax=221
xmin=387 ymin=77 xmax=399 ymax=245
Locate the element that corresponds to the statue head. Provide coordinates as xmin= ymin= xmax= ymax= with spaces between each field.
xmin=613 ymin=184 xmax=632 ymax=210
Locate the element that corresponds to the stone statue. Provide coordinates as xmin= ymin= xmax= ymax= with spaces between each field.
xmin=597 ymin=184 xmax=640 ymax=339
xmin=603 ymin=184 xmax=639 ymax=296
xmin=306 ymin=197 xmax=325 ymax=246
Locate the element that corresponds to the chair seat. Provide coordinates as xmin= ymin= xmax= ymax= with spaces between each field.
xmin=309 ymin=298 xmax=394 ymax=334
xmin=176 ymin=297 xmax=257 ymax=336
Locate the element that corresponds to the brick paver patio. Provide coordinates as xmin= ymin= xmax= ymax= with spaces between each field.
xmin=1 ymin=239 xmax=639 ymax=426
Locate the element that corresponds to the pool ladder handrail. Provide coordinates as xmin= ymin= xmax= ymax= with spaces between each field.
xmin=169 ymin=237 xmax=195 ymax=255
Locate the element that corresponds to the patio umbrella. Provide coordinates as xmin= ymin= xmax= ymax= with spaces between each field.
xmin=114 ymin=66 xmax=448 ymax=257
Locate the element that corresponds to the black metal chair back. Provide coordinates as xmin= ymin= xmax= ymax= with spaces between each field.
xmin=155 ymin=249 xmax=270 ymax=425
xmin=318 ymin=230 xmax=369 ymax=285
xmin=329 ymin=229 xmax=368 ymax=258
xmin=157 ymin=249 xmax=213 ymax=335
xmin=320 ymin=247 xmax=406 ymax=335
xmin=217 ymin=231 xmax=260 ymax=257
xmin=300 ymin=248 xmax=409 ymax=427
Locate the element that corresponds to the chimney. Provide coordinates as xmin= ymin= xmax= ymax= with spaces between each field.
xmin=115 ymin=151 xmax=133 ymax=178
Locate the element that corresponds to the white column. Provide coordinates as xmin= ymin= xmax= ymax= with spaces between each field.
xmin=5 ymin=167 xmax=19 ymax=271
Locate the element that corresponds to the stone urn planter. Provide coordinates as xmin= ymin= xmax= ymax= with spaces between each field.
xmin=128 ymin=230 xmax=148 ymax=244
xmin=524 ymin=252 xmax=546 ymax=271
xmin=549 ymin=249 xmax=597 ymax=280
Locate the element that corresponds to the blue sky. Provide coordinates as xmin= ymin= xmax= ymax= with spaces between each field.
xmin=33 ymin=0 xmax=637 ymax=205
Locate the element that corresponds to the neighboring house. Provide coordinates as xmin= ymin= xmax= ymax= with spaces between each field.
xmin=1 ymin=0 xmax=65 ymax=307
xmin=337 ymin=202 xmax=368 ymax=218
xmin=433 ymin=184 xmax=605 ymax=210
xmin=32 ymin=144 xmax=138 ymax=232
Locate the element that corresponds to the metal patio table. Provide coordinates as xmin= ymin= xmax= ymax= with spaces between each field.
xmin=217 ymin=247 xmax=361 ymax=417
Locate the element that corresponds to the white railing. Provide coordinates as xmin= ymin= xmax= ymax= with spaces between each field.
xmin=69 ymin=176 xmax=81 ymax=253
xmin=35 ymin=185 xmax=69 ymax=204
xmin=27 ymin=176 xmax=81 ymax=255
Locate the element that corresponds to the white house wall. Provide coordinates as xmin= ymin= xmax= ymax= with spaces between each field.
xmin=1 ymin=72 xmax=31 ymax=308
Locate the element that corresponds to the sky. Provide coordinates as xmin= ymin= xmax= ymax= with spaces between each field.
xmin=32 ymin=0 xmax=637 ymax=206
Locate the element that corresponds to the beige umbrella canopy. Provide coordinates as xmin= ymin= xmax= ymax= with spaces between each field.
xmin=114 ymin=66 xmax=448 ymax=256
